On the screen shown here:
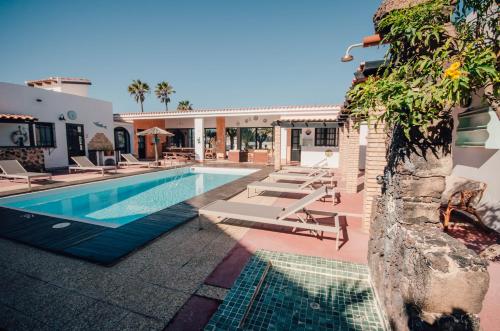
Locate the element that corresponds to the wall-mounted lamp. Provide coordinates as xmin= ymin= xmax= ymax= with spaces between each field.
xmin=341 ymin=34 xmax=382 ymax=63
xmin=341 ymin=43 xmax=363 ymax=62
xmin=58 ymin=114 xmax=66 ymax=121
xmin=35 ymin=98 xmax=43 ymax=103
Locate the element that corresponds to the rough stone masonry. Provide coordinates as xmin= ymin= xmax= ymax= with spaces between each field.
xmin=367 ymin=126 xmax=489 ymax=331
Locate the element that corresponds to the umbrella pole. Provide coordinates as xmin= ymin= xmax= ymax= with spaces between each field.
xmin=154 ymin=134 xmax=159 ymax=164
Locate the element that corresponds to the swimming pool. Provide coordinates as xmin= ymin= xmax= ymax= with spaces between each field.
xmin=0 ymin=167 xmax=257 ymax=228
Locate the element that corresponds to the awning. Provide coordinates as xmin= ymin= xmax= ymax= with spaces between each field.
xmin=272 ymin=114 xmax=340 ymax=128
xmin=0 ymin=113 xmax=38 ymax=122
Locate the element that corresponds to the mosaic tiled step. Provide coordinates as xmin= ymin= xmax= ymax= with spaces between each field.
xmin=206 ymin=250 xmax=385 ymax=331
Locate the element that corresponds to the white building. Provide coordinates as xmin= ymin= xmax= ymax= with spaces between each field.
xmin=0 ymin=78 xmax=134 ymax=170
xmin=115 ymin=105 xmax=367 ymax=169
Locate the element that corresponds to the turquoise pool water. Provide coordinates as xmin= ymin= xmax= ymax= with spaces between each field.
xmin=0 ymin=167 xmax=256 ymax=228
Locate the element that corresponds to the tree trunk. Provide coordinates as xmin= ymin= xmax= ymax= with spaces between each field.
xmin=165 ymin=100 xmax=168 ymax=111
xmin=140 ymin=101 xmax=144 ymax=113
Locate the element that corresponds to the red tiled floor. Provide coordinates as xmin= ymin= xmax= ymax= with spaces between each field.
xmin=205 ymin=190 xmax=368 ymax=289
xmin=165 ymin=295 xmax=220 ymax=331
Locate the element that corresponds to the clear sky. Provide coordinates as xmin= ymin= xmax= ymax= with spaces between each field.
xmin=0 ymin=0 xmax=386 ymax=113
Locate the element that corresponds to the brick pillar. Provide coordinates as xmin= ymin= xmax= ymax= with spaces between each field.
xmin=273 ymin=126 xmax=281 ymax=170
xmin=362 ymin=121 xmax=387 ymax=233
xmin=215 ymin=116 xmax=226 ymax=159
xmin=340 ymin=120 xmax=360 ymax=193
xmin=338 ymin=125 xmax=348 ymax=173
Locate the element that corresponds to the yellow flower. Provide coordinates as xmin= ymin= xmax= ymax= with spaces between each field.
xmin=444 ymin=61 xmax=462 ymax=80
xmin=449 ymin=61 xmax=461 ymax=71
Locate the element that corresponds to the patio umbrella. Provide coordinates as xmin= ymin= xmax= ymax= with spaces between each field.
xmin=136 ymin=127 xmax=174 ymax=163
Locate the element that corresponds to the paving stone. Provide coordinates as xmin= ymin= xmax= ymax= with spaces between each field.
xmin=0 ymin=305 xmax=50 ymax=331
xmin=114 ymin=312 xmax=166 ymax=331
xmin=17 ymin=283 xmax=96 ymax=328
xmin=196 ymin=284 xmax=229 ymax=301
xmin=107 ymin=279 xmax=190 ymax=321
xmin=64 ymin=300 xmax=129 ymax=331
xmin=51 ymin=268 xmax=128 ymax=300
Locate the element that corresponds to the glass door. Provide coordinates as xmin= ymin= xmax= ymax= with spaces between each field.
xmin=66 ymin=124 xmax=85 ymax=163
xmin=291 ymin=129 xmax=301 ymax=162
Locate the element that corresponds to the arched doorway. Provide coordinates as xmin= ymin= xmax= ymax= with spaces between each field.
xmin=114 ymin=127 xmax=130 ymax=154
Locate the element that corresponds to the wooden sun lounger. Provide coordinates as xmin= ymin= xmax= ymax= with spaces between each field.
xmin=69 ymin=156 xmax=117 ymax=176
xmin=199 ymin=187 xmax=342 ymax=249
xmin=0 ymin=160 xmax=52 ymax=190
xmin=118 ymin=153 xmax=155 ymax=168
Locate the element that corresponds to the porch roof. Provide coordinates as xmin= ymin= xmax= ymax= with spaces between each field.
xmin=114 ymin=104 xmax=341 ymax=121
xmin=271 ymin=113 xmax=340 ymax=128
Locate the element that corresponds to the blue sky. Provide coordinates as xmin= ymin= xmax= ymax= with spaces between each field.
xmin=0 ymin=0 xmax=386 ymax=113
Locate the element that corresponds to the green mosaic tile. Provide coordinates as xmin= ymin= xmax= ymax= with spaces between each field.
xmin=205 ymin=250 xmax=386 ymax=331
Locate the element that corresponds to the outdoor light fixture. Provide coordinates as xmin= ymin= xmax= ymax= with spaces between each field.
xmin=35 ymin=98 xmax=42 ymax=102
xmin=341 ymin=43 xmax=363 ymax=62
xmin=341 ymin=34 xmax=383 ymax=63
xmin=58 ymin=114 xmax=66 ymax=121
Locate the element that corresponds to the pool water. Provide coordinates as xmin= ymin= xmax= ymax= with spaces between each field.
xmin=0 ymin=167 xmax=256 ymax=228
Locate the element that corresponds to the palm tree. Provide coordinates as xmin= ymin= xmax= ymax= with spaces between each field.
xmin=177 ymin=100 xmax=193 ymax=111
xmin=128 ymin=79 xmax=150 ymax=112
xmin=155 ymin=81 xmax=175 ymax=111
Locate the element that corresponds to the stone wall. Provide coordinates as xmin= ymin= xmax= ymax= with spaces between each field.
xmin=368 ymin=125 xmax=490 ymax=330
xmin=0 ymin=147 xmax=45 ymax=171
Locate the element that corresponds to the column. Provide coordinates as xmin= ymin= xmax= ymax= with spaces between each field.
xmin=362 ymin=120 xmax=387 ymax=232
xmin=194 ymin=118 xmax=204 ymax=162
xmin=273 ymin=126 xmax=281 ymax=170
xmin=215 ymin=116 xmax=226 ymax=159
xmin=341 ymin=119 xmax=360 ymax=193
xmin=280 ymin=127 xmax=287 ymax=165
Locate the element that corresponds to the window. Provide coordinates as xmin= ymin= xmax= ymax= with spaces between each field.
xmin=315 ymin=128 xmax=338 ymax=147
xmin=35 ymin=123 xmax=56 ymax=147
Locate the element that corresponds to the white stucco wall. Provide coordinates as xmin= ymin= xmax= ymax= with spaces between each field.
xmin=0 ymin=82 xmax=114 ymax=169
xmin=113 ymin=121 xmax=135 ymax=154
xmin=451 ymin=105 xmax=500 ymax=231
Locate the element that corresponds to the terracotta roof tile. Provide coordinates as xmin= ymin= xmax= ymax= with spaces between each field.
xmin=0 ymin=113 xmax=37 ymax=121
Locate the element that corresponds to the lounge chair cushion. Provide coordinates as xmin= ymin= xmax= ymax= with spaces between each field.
xmin=200 ymin=200 xmax=284 ymax=221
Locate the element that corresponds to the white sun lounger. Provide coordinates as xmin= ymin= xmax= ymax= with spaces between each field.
xmin=247 ymin=171 xmax=332 ymax=198
xmin=269 ymin=168 xmax=332 ymax=182
xmin=69 ymin=156 xmax=117 ymax=176
xmin=199 ymin=187 xmax=342 ymax=249
xmin=280 ymin=159 xmax=328 ymax=173
xmin=118 ymin=153 xmax=155 ymax=168
xmin=0 ymin=160 xmax=52 ymax=190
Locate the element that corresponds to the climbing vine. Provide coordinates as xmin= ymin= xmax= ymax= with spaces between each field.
xmin=347 ymin=0 xmax=499 ymax=137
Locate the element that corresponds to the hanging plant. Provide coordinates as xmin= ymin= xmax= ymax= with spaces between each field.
xmin=347 ymin=0 xmax=499 ymax=138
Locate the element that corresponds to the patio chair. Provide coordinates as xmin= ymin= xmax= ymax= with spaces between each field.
xmin=0 ymin=160 xmax=52 ymax=190
xmin=199 ymin=186 xmax=343 ymax=249
xmin=69 ymin=156 xmax=117 ymax=176
xmin=247 ymin=170 xmax=334 ymax=199
xmin=281 ymin=159 xmax=328 ymax=173
xmin=118 ymin=153 xmax=155 ymax=168
xmin=163 ymin=152 xmax=188 ymax=166
xmin=443 ymin=181 xmax=489 ymax=232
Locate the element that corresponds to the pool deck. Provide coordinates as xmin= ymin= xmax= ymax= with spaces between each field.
xmin=0 ymin=163 xmax=498 ymax=330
